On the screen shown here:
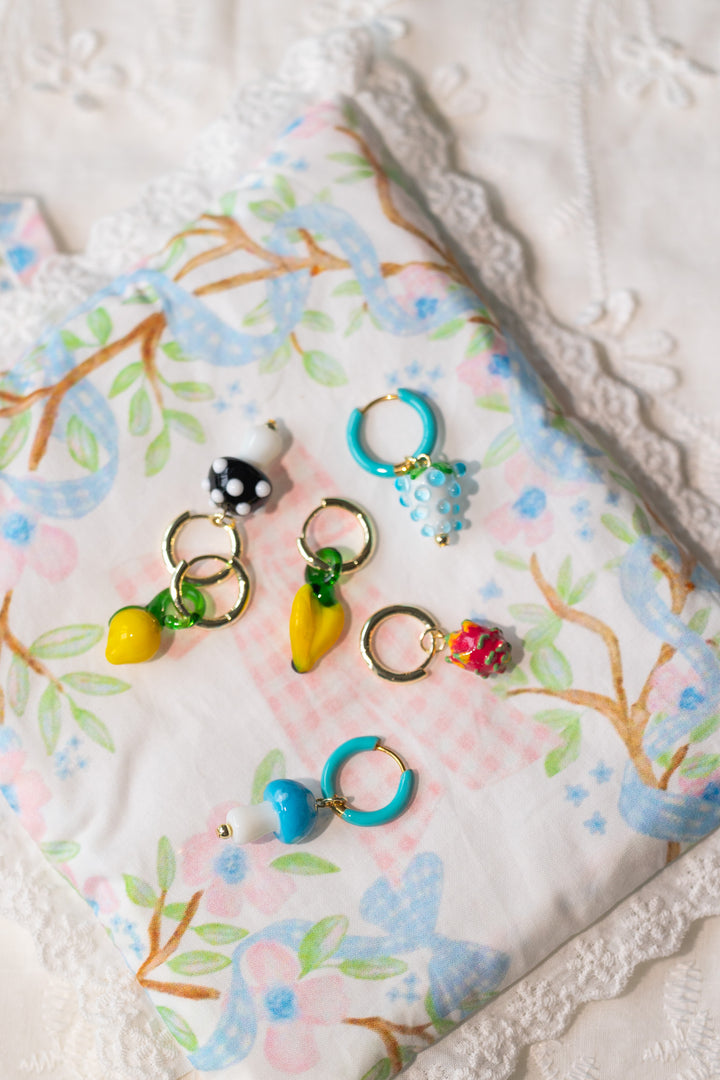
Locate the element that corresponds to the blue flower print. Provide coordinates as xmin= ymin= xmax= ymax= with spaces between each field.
xmin=583 ymin=812 xmax=607 ymax=835
xmin=479 ymin=580 xmax=503 ymax=601
xmin=487 ymin=353 xmax=510 ymax=379
xmin=565 ymin=785 xmax=589 ymax=806
xmin=571 ymin=498 xmax=591 ymax=520
xmin=415 ymin=297 xmax=438 ymax=320
xmin=590 ymin=761 xmax=614 ymax=784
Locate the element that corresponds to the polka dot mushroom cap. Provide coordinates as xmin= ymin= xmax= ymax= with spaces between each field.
xmin=202 ymin=421 xmax=283 ymax=517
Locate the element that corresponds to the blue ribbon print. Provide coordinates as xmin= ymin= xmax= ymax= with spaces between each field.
xmin=504 ymin=336 xmax=603 ymax=484
xmin=1 ymin=203 xmax=480 ymax=520
xmin=189 ymin=853 xmax=509 ymax=1071
xmin=618 ymin=535 xmax=720 ymax=841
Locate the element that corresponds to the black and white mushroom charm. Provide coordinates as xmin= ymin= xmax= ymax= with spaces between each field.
xmin=202 ymin=421 xmax=283 ymax=517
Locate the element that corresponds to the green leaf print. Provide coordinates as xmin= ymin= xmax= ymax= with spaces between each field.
xmin=0 ymin=412 xmax=31 ymax=469
xmin=124 ymin=874 xmax=158 ymax=907
xmin=259 ymin=339 xmax=292 ymax=374
xmin=338 ymin=957 xmax=408 ymax=980
xmin=688 ymin=608 xmax=711 ymax=635
xmin=273 ymin=174 xmax=296 ymax=209
xmin=601 ymin=514 xmax=636 ymax=544
xmin=544 ymin=718 xmax=581 ymax=777
xmin=66 ymin=415 xmax=100 ymax=472
xmin=87 ymin=307 xmax=112 ymax=345
xmin=556 ymin=556 xmax=573 ymax=601
xmin=361 ymin=1059 xmax=392 ymax=1080
xmin=157 ymin=836 xmax=176 ymax=891
xmin=38 ymin=683 xmax=62 ymax=754
xmin=466 ymin=324 xmax=495 ymax=355
xmin=69 ymin=698 xmax=115 ymax=751
xmin=530 ymin=645 xmax=572 ymax=692
xmin=269 ymin=853 xmax=340 ymax=875
xmin=30 ymin=625 xmax=103 ymax=659
xmin=632 ymin=504 xmax=652 ymax=536
xmin=164 ymin=902 xmax=190 ymax=921
xmin=327 ymin=152 xmax=371 ymax=167
xmin=297 ymin=915 xmax=348 ymax=978
xmin=145 ymin=425 xmax=171 ymax=476
xmin=429 ymin=318 xmax=465 ymax=341
xmin=7 ymin=654 xmax=29 ymax=717
xmin=567 ymin=572 xmax=597 ymax=606
xmin=60 ymin=672 xmax=129 ymax=695
xmin=303 ymin=350 xmax=348 ymax=387
xmin=167 ymin=951 xmax=232 ymax=976
xmin=689 ymin=713 xmax=720 ymax=743
xmin=109 ymin=362 xmax=143 ymax=397
xmin=156 ymin=1005 xmax=199 ymax=1052
xmin=475 ymin=394 xmax=510 ymax=412
xmin=251 ymin=749 xmax=285 ymax=804
xmin=129 ymin=385 xmax=152 ymax=436
xmin=60 ymin=329 xmax=86 ymax=351
xmin=680 ymin=753 xmax=720 ymax=779
xmin=523 ymin=614 xmax=562 ymax=651
xmin=41 ymin=840 xmax=81 ymax=862
xmin=169 ymin=381 xmax=214 ymax=403
xmin=163 ymin=409 xmax=205 ymax=443
xmin=300 ymin=310 xmax=335 ymax=332
xmin=494 ymin=550 xmax=529 ymax=572
xmin=332 ymin=279 xmax=363 ymax=297
xmin=248 ymin=200 xmax=284 ymax=223
xmin=483 ymin=426 xmax=521 ymax=468
xmin=192 ymin=924 xmax=249 ymax=945
xmin=335 ymin=168 xmax=374 ymax=184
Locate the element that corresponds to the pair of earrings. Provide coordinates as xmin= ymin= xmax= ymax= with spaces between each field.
xmin=105 ymin=421 xmax=282 ymax=664
xmin=288 ymin=497 xmax=511 ymax=679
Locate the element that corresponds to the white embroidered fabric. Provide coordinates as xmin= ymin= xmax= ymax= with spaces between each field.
xmin=2 ymin=3 xmax=720 ymax=1079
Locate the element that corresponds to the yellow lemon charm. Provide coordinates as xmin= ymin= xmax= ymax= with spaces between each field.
xmin=106 ymin=607 xmax=162 ymax=665
xmin=290 ymin=583 xmax=345 ymax=674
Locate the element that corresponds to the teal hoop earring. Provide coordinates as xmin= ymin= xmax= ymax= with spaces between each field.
xmin=347 ymin=388 xmax=467 ymax=546
xmin=216 ymin=736 xmax=414 ymax=844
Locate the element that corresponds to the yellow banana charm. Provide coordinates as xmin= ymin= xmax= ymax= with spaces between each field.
xmin=290 ymin=498 xmax=375 ymax=673
xmin=289 ymin=582 xmax=345 ymax=673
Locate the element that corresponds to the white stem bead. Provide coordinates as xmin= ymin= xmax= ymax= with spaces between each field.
xmin=237 ymin=423 xmax=283 ymax=469
xmin=225 ymin=801 xmax=280 ymax=843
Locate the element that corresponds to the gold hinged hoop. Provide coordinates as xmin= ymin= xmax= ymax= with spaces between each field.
xmin=296 ymin=497 xmax=375 ymax=575
xmin=359 ymin=604 xmax=444 ymax=683
xmin=162 ymin=511 xmax=242 ymax=586
xmin=170 ymin=555 xmax=250 ymax=628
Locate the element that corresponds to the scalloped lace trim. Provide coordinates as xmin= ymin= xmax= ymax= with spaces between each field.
xmin=4 ymin=18 xmax=720 ymax=1080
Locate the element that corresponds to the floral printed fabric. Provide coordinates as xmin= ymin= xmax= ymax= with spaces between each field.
xmin=1 ymin=99 xmax=720 ymax=1079
xmin=0 ymin=196 xmax=56 ymax=291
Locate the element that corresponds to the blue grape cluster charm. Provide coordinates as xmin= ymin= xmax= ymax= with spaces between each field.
xmin=347 ymin=387 xmax=470 ymax=548
xmin=394 ymin=458 xmax=467 ymax=546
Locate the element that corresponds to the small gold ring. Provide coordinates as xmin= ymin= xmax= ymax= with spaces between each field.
xmin=162 ymin=511 xmax=242 ymax=586
xmin=296 ymin=497 xmax=375 ymax=575
xmin=359 ymin=604 xmax=442 ymax=683
xmin=170 ymin=555 xmax=251 ymax=628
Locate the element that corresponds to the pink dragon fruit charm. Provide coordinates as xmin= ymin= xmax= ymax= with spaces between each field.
xmin=445 ymin=620 xmax=512 ymax=678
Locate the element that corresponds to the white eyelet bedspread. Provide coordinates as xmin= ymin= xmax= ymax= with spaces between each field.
xmin=2 ymin=3 xmax=720 ymax=1079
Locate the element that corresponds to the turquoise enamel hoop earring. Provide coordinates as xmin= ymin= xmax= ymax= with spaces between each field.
xmin=347 ymin=388 xmax=467 ymax=546
xmin=216 ymin=736 xmax=414 ymax=844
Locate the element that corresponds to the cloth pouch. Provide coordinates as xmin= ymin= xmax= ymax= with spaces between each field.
xmin=2 ymin=97 xmax=720 ymax=1080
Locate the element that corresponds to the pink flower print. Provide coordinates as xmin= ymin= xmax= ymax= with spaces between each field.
xmin=0 ymin=491 xmax=77 ymax=594
xmin=485 ymin=455 xmax=554 ymax=547
xmin=647 ymin=662 xmax=706 ymax=719
xmin=457 ymin=345 xmax=510 ymax=397
xmin=282 ymin=102 xmax=338 ymax=140
xmin=392 ymin=264 xmax=456 ymax=322
xmin=0 ymin=728 xmax=51 ymax=840
xmin=245 ymin=940 xmax=349 ymax=1073
xmin=180 ymin=803 xmax=294 ymax=918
